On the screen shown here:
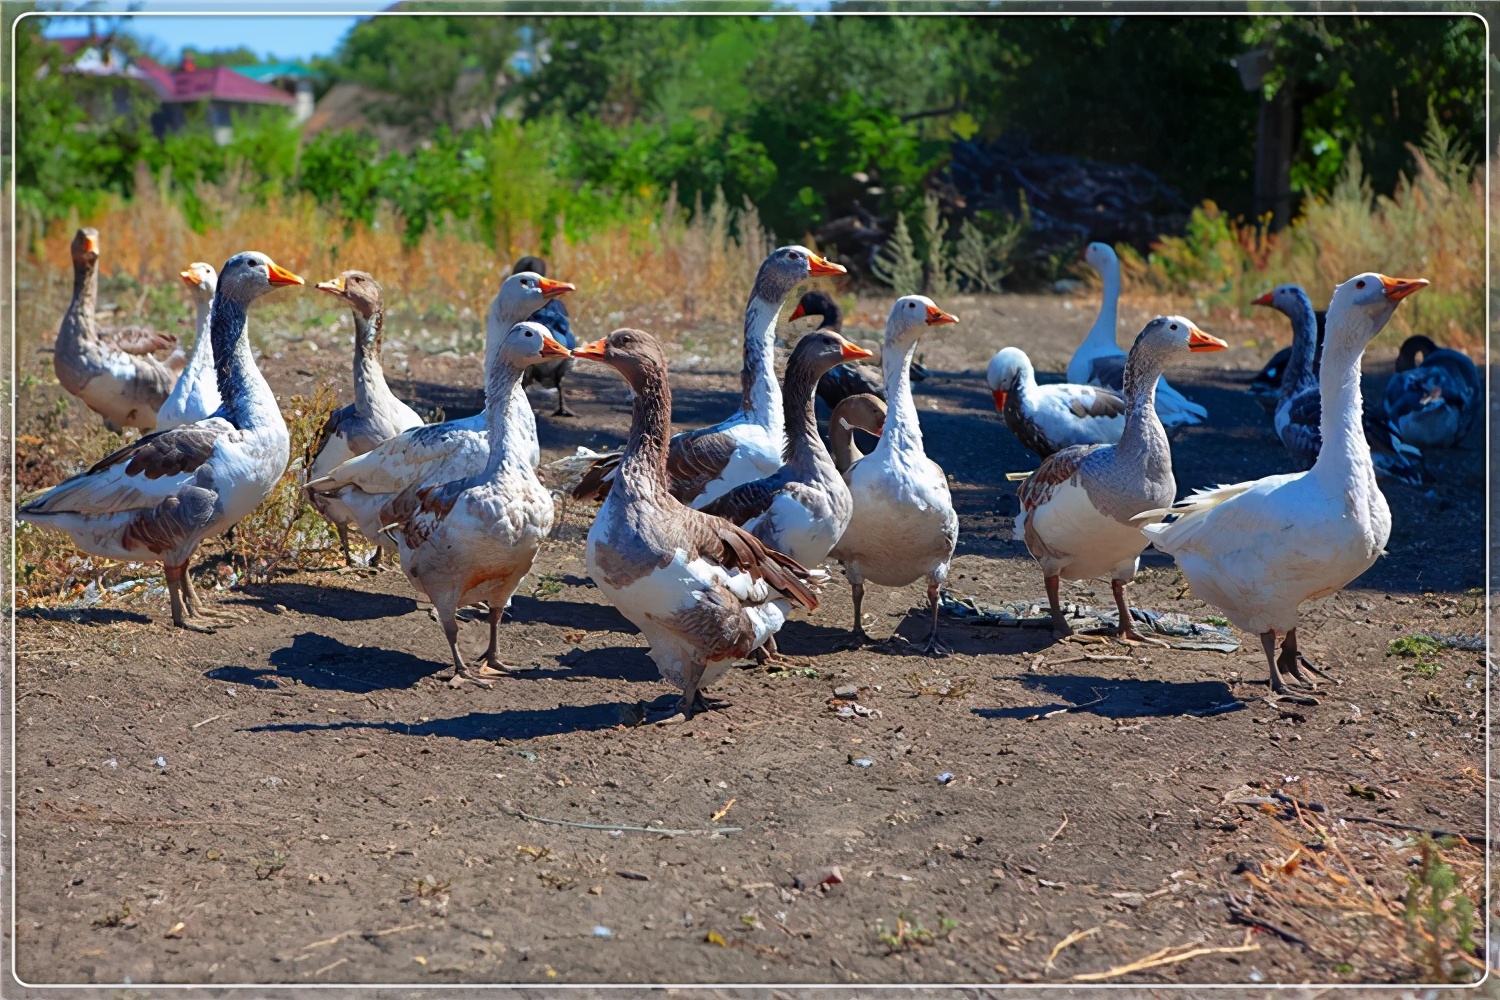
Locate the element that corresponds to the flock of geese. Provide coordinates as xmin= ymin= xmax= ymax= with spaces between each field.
xmin=19 ymin=228 xmax=1467 ymax=719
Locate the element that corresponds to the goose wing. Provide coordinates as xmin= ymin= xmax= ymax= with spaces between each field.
xmin=21 ymin=419 xmax=231 ymax=516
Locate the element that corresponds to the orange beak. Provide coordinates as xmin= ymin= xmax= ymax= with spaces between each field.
xmin=993 ymin=389 xmax=1007 ymax=412
xmin=1250 ymin=291 xmax=1274 ymax=307
xmin=180 ymin=268 xmax=202 ymax=288
xmin=1379 ymin=275 xmax=1429 ymax=302
xmin=539 ymin=277 xmax=576 ymax=299
xmin=1187 ymin=323 xmax=1228 ymax=353
xmin=539 ymin=334 xmax=571 ymax=359
xmin=315 ymin=276 xmax=346 ymax=296
xmin=571 ymin=336 xmax=609 ymax=361
xmin=925 ymin=304 xmax=959 ymax=325
xmin=787 ymin=302 xmax=808 ymax=322
xmin=267 ymin=262 xmax=304 ymax=287
xmin=806 ymin=253 xmax=847 ymax=278
xmin=839 ymin=339 xmax=874 ymax=362
xmin=83 ymin=234 xmax=99 ymax=255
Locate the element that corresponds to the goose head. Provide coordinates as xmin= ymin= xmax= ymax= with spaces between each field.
xmin=497 ymin=320 xmax=572 ymax=371
xmin=790 ymin=329 xmax=873 ymax=382
xmin=1251 ymin=284 xmax=1317 ymax=328
xmin=512 ymin=255 xmax=548 ymax=277
xmin=571 ymin=328 xmax=668 ymax=391
xmin=180 ymin=262 xmax=218 ymax=302
xmin=885 ymin=294 xmax=958 ymax=349
xmin=1127 ymin=315 xmax=1227 ymax=371
xmin=1395 ymin=334 xmax=1438 ymax=372
xmin=752 ymin=246 xmax=846 ymax=305
xmin=72 ymin=228 xmax=100 ymax=266
xmin=834 ymin=393 xmax=887 ymax=437
xmin=217 ymin=251 xmax=304 ymax=306
xmin=316 ymin=270 xmax=382 ymax=322
xmin=787 ymin=289 xmax=842 ymax=329
xmin=1082 ymin=241 xmax=1118 ymax=274
xmin=490 ymin=270 xmax=575 ymax=328
xmin=1326 ymin=273 xmax=1428 ymax=349
xmin=985 ymin=346 xmax=1031 ymax=412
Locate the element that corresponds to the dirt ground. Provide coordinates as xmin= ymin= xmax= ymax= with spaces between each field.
xmin=10 ymin=291 xmax=1488 ymax=988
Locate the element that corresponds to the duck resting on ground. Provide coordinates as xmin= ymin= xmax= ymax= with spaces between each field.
xmin=570 ymin=247 xmax=848 ymax=506
xmin=306 ymin=270 xmax=425 ymax=567
xmin=513 ymin=255 xmax=579 ymax=417
xmin=1383 ymin=334 xmax=1479 ymax=449
xmin=1140 ymin=273 xmax=1428 ymax=705
xmin=383 ymin=321 xmax=568 ymax=688
xmin=156 ymin=262 xmax=221 ymax=430
xmin=305 ymin=271 xmax=573 ymax=554
xmin=828 ymin=393 xmax=886 ymax=476
xmin=53 ymin=228 xmax=181 ymax=432
xmin=573 ymin=328 xmax=824 ymax=722
xmin=1070 ymin=242 xmax=1209 ymax=429
xmin=1016 ymin=317 xmax=1226 ymax=641
xmin=18 ymin=251 xmax=302 ymax=631
xmin=786 ymin=290 xmax=928 ymax=410
xmin=1252 ymin=284 xmax=1425 ymax=485
xmin=830 ymin=295 xmax=960 ymax=655
xmin=986 ymin=346 xmax=1124 ymax=460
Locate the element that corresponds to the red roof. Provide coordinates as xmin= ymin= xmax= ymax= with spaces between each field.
xmin=133 ymin=57 xmax=295 ymax=107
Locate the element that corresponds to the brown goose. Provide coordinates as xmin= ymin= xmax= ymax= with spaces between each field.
xmin=53 ymin=228 xmax=179 ymax=432
xmin=572 ymin=329 xmax=823 ymax=722
xmin=828 ymin=393 xmax=886 ymax=475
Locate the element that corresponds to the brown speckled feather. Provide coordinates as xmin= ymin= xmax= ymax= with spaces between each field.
xmin=87 ymin=424 xmax=223 ymax=480
xmin=1016 ymin=444 xmax=1103 ymax=513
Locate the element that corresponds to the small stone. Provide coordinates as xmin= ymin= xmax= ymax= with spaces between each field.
xmin=833 ymin=684 xmax=858 ymax=699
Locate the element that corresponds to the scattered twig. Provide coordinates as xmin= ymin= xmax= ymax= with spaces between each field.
xmin=191 ymin=715 xmax=221 ymax=729
xmin=311 ymin=957 xmax=348 ymax=978
xmin=1048 ymin=815 xmax=1069 ymax=842
xmin=710 ymin=798 xmax=736 ymax=823
xmin=1222 ymin=885 xmax=1311 ymax=950
xmin=1344 ymin=815 xmax=1490 ymax=846
xmin=1026 ymin=687 xmax=1110 ymax=721
xmin=1071 ymin=931 xmax=1259 ymax=981
xmin=1045 ymin=925 xmax=1098 ymax=972
xmin=1049 ymin=654 xmax=1133 ymax=666
xmin=500 ymin=804 xmax=739 ymax=837
xmin=365 ymin=921 xmax=425 ymax=939
xmin=300 ymin=929 xmax=357 ymax=952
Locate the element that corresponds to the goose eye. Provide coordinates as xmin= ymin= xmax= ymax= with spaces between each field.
xmin=1170 ymin=323 xmax=1178 ymax=330
xmin=1356 ymin=280 xmax=1366 ymax=289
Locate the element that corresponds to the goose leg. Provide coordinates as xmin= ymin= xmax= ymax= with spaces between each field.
xmin=473 ymin=606 xmax=512 ymax=678
xmin=438 ymin=602 xmax=493 ymax=689
xmin=918 ymin=575 xmax=949 ymax=657
xmin=835 ymin=577 xmax=872 ymax=650
xmin=337 ymin=522 xmax=356 ymax=567
xmin=164 ymin=563 xmax=214 ymax=634
xmin=553 ymin=382 xmax=576 ymax=418
xmin=1278 ymin=628 xmax=1338 ymax=687
xmin=1111 ymin=579 xmax=1168 ymax=647
xmin=1260 ymin=630 xmax=1318 ymax=706
xmin=182 ymin=563 xmax=245 ymax=624
xmin=369 ymin=543 xmax=383 ymax=569
xmin=1045 ymin=575 xmax=1074 ymax=639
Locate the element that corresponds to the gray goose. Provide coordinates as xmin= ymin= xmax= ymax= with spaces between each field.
xmin=1016 ymin=317 xmax=1226 ymax=641
xmin=828 ymin=393 xmax=886 ymax=475
xmin=570 ymin=246 xmax=847 ymax=506
xmin=307 ymin=271 xmax=424 ymax=566
xmin=53 ymin=228 xmax=179 ymax=432
xmin=572 ymin=329 xmax=823 ymax=723
xmin=19 ymin=252 xmax=302 ymax=631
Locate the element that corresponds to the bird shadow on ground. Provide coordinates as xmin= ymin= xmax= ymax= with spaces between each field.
xmin=207 ymin=632 xmax=445 ymax=693
xmin=244 ymin=696 xmax=679 ymax=742
xmin=233 ymin=582 xmax=419 ymax=621
xmin=15 ymin=607 xmax=152 ymax=627
xmin=512 ymin=644 xmax=660 ymax=683
xmin=506 ymin=595 xmax=637 ymax=633
xmin=973 ymin=672 xmax=1242 ymax=721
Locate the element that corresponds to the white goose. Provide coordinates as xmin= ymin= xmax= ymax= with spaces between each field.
xmin=306 ymin=271 xmax=424 ymax=566
xmin=384 ymin=321 xmax=569 ymax=688
xmin=1015 ymin=317 xmax=1225 ymax=641
xmin=1140 ymin=273 xmax=1428 ymax=703
xmin=156 ymin=262 xmax=221 ymax=430
xmin=19 ymin=251 xmax=301 ymax=631
xmin=830 ymin=295 xmax=960 ymax=654
xmin=305 ymin=271 xmax=573 ymax=550
xmin=987 ymin=346 xmax=1124 ymax=459
xmin=1070 ymin=242 xmax=1209 ymax=429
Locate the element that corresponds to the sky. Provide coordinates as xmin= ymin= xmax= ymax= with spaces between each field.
xmin=41 ymin=2 xmax=367 ymax=62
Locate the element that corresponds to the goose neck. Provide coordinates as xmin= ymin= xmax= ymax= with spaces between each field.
xmin=352 ymin=308 xmax=395 ymax=413
xmin=1280 ymin=300 xmax=1320 ymax=398
xmin=1311 ymin=331 xmax=1373 ymax=486
xmin=876 ymin=341 xmax=924 ymax=458
xmin=783 ymin=360 xmax=834 ymax=471
xmin=181 ymin=296 xmax=217 ymax=378
xmin=616 ymin=366 xmax=673 ymax=500
xmin=209 ymin=296 xmax=276 ymax=428
xmin=1085 ymin=260 xmax=1120 ymax=350
xmin=482 ymin=359 xmax=529 ymax=476
xmin=1115 ymin=352 xmax=1170 ymax=472
xmin=61 ymin=260 xmax=99 ymax=347
xmin=740 ymin=294 xmax=784 ymax=438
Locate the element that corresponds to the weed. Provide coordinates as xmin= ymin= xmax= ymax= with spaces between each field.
xmin=768 ymin=664 xmax=818 ymax=679
xmin=1403 ymin=837 xmax=1479 ymax=983
xmin=91 ymin=900 xmax=135 ymax=928
xmin=1387 ymin=635 xmax=1443 ymax=677
xmin=1203 ymin=615 xmax=1231 ymax=627
xmin=409 ymin=875 xmax=453 ymax=898
xmin=253 ymin=849 xmax=290 ymax=880
xmin=531 ymin=575 xmax=566 ymax=598
xmin=875 ymin=912 xmax=958 ymax=953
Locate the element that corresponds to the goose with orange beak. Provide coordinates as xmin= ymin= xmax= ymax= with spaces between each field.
xmin=829 ymin=295 xmax=962 ymax=655
xmin=1017 ymin=316 xmax=1225 ymax=644
xmin=1141 ymin=274 xmax=1428 ymax=705
xmin=570 ymin=246 xmax=847 ymax=507
xmin=157 ymin=262 xmax=221 ymax=429
xmin=19 ymin=251 xmax=303 ymax=632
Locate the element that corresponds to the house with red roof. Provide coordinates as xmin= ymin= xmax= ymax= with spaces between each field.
xmin=54 ymin=39 xmax=301 ymax=145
